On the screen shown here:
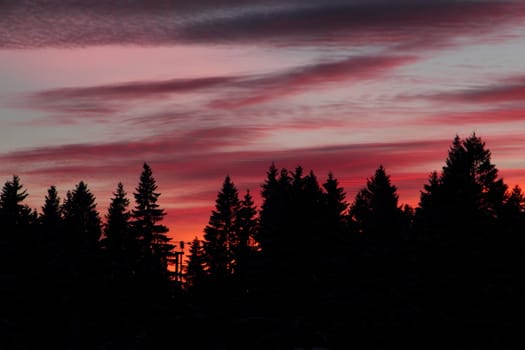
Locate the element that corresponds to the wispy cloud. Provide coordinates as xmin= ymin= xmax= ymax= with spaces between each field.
xmin=209 ymin=55 xmax=417 ymax=108
xmin=15 ymin=76 xmax=238 ymax=117
xmin=416 ymin=75 xmax=525 ymax=104
xmin=422 ymin=108 xmax=525 ymax=126
xmin=0 ymin=133 xmax=455 ymax=197
xmin=406 ymin=75 xmax=525 ymax=127
xmin=1 ymin=1 xmax=523 ymax=49
xmin=0 ymin=126 xmax=266 ymax=167
xmin=18 ymin=54 xmax=416 ymax=118
xmin=4 ymin=131 xmax=525 ymax=240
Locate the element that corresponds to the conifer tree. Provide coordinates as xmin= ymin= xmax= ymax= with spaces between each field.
xmin=0 ymin=175 xmax=33 ymax=230
xmin=258 ymin=163 xmax=280 ymax=252
xmin=323 ymin=172 xmax=348 ymax=231
xmin=349 ymin=188 xmax=370 ymax=236
xmin=0 ymin=177 xmax=37 ymax=349
xmin=504 ymin=185 xmax=525 ymax=218
xmin=102 ymin=182 xmax=130 ymax=254
xmin=349 ymin=165 xmax=402 ymax=240
xmin=203 ymin=175 xmax=240 ymax=281
xmin=500 ymin=185 xmax=525 ymax=236
xmin=416 ymin=133 xmax=507 ymax=239
xmin=185 ymin=237 xmax=206 ymax=290
xmin=0 ymin=175 xmax=35 ymax=271
xmin=233 ymin=189 xmax=258 ymax=285
xmin=62 ymin=181 xmax=102 ymax=253
xmin=131 ymin=163 xmax=173 ymax=277
xmin=101 ymin=182 xmax=136 ymax=282
xmin=39 ymin=185 xmax=65 ymax=273
xmin=235 ymin=189 xmax=258 ymax=252
xmin=40 ymin=185 xmax=62 ymax=229
xmin=258 ymin=165 xmax=293 ymax=258
xmin=302 ymin=170 xmax=325 ymax=233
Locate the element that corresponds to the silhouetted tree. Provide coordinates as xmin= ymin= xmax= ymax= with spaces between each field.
xmin=259 ymin=165 xmax=295 ymax=256
xmin=102 ymin=182 xmax=131 ymax=255
xmin=0 ymin=175 xmax=36 ymax=347
xmin=413 ymin=134 xmax=512 ymax=347
xmin=233 ymin=189 xmax=258 ymax=289
xmin=322 ymin=171 xmax=348 ymax=238
xmin=101 ymin=182 xmax=134 ymax=282
xmin=349 ymin=165 xmax=403 ymax=241
xmin=349 ymin=188 xmax=370 ymax=236
xmin=416 ymin=133 xmax=507 ymax=240
xmin=185 ymin=237 xmax=206 ymax=290
xmin=257 ymin=163 xmax=281 ymax=254
xmin=62 ymin=181 xmax=102 ymax=253
xmin=132 ymin=163 xmax=174 ymax=279
xmin=203 ymin=175 xmax=240 ymax=282
xmin=292 ymin=169 xmax=325 ymax=272
xmin=54 ymin=181 xmax=103 ymax=347
xmin=319 ymin=171 xmax=351 ymax=281
xmin=39 ymin=185 xmax=65 ymax=271
xmin=235 ymin=190 xmax=258 ymax=249
xmin=0 ymin=175 xmax=34 ymax=231
xmin=40 ymin=185 xmax=62 ymax=229
xmin=502 ymin=185 xmax=525 ymax=235
xmin=301 ymin=170 xmax=325 ymax=234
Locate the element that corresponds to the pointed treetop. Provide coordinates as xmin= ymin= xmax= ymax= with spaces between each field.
xmin=1 ymin=175 xmax=28 ymax=209
xmin=41 ymin=185 xmax=61 ymax=225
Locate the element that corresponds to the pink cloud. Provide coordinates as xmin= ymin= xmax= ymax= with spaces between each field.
xmin=18 ymin=54 xmax=416 ymax=118
xmin=4 ymin=131 xmax=524 ymax=243
xmin=417 ymin=76 xmax=525 ymax=104
xmin=15 ymin=76 xmax=238 ymax=117
xmin=209 ymin=55 xmax=418 ymax=108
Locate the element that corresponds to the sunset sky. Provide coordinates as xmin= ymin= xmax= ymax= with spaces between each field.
xmin=1 ymin=0 xmax=525 ymax=243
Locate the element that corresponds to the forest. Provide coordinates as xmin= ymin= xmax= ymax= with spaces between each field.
xmin=1 ymin=133 xmax=524 ymax=349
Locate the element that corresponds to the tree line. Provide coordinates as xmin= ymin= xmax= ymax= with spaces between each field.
xmin=1 ymin=133 xmax=524 ymax=349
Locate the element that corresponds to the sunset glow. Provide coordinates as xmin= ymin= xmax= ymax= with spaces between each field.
xmin=2 ymin=0 xmax=525 ymax=242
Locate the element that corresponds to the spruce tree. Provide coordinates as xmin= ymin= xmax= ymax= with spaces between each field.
xmin=322 ymin=172 xmax=348 ymax=233
xmin=301 ymin=170 xmax=325 ymax=237
xmin=349 ymin=188 xmax=371 ymax=236
xmin=61 ymin=180 xmax=102 ymax=336
xmin=0 ymin=175 xmax=33 ymax=230
xmin=321 ymin=171 xmax=349 ymax=275
xmin=39 ymin=185 xmax=65 ymax=277
xmin=349 ymin=165 xmax=403 ymax=241
xmin=258 ymin=163 xmax=280 ymax=253
xmin=414 ymin=136 xmax=511 ymax=344
xmin=102 ymin=182 xmax=135 ymax=282
xmin=62 ymin=181 xmax=102 ymax=252
xmin=185 ymin=237 xmax=206 ymax=290
xmin=416 ymin=133 xmax=507 ymax=239
xmin=131 ymin=163 xmax=173 ymax=277
xmin=233 ymin=189 xmax=258 ymax=287
xmin=102 ymin=182 xmax=130 ymax=254
xmin=259 ymin=165 xmax=293 ymax=257
xmin=0 ymin=175 xmax=34 ymax=279
xmin=203 ymin=175 xmax=240 ymax=281
xmin=501 ymin=185 xmax=525 ymax=236
xmin=41 ymin=186 xmax=62 ymax=229
xmin=235 ymin=189 xmax=258 ymax=255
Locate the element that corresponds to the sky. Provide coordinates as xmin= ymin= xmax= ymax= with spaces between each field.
xmin=1 ymin=0 xmax=525 ymax=243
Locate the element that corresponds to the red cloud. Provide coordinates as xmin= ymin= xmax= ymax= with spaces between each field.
xmin=19 ymin=54 xmax=417 ymax=116
xmin=4 ymin=132 xmax=524 ymax=243
xmin=16 ymin=76 xmax=239 ymax=116
xmin=209 ymin=55 xmax=418 ymax=108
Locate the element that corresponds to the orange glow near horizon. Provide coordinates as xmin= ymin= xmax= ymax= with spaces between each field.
xmin=2 ymin=1 xmax=525 ymax=245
